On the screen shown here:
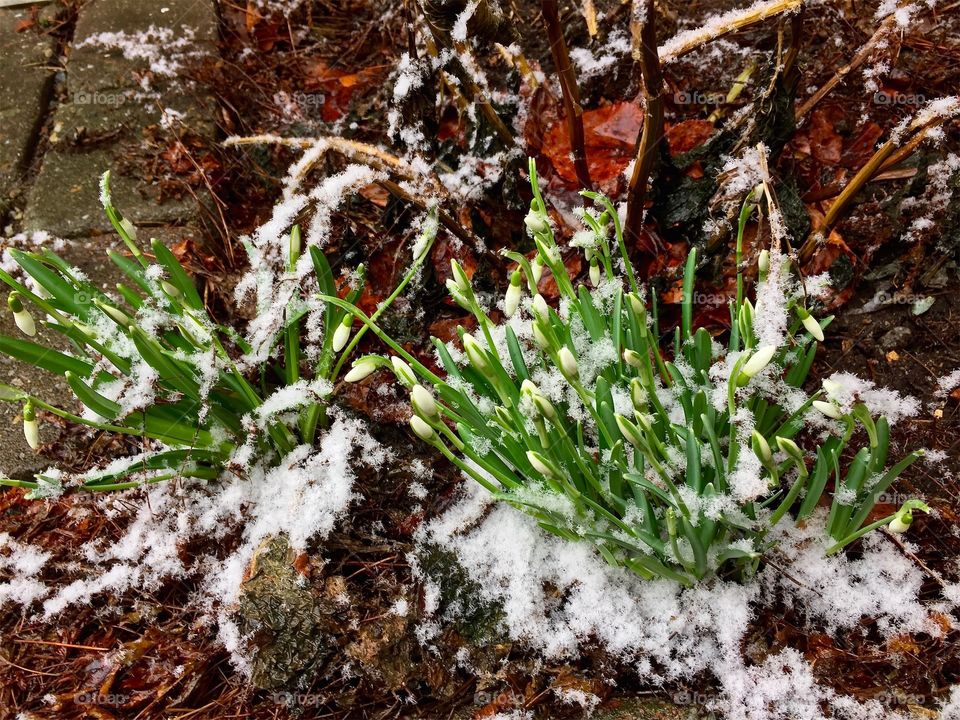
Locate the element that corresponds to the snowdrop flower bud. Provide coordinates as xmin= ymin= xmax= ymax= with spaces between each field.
xmin=532 ymin=323 xmax=551 ymax=350
xmin=23 ymin=401 xmax=39 ymax=450
xmin=411 ymin=384 xmax=440 ymax=421
xmin=531 ymin=258 xmax=544 ymax=284
xmin=812 ymin=400 xmax=843 ymax=419
xmin=462 ymin=333 xmax=491 ymax=375
xmin=526 ymin=451 xmax=557 ymax=479
xmin=449 ymin=259 xmax=471 ymax=294
xmin=757 ymin=249 xmax=770 ymax=274
xmin=504 ymin=270 xmax=522 ymax=317
xmin=796 ymin=306 xmax=824 ymax=342
xmin=630 ymin=378 xmax=646 ymax=410
xmin=391 ymin=356 xmax=417 ymax=387
xmin=409 ymin=415 xmax=435 ymax=443
xmin=740 ymin=345 xmax=776 ymax=380
xmin=751 ymin=430 xmax=772 ymax=464
xmin=161 ymin=280 xmax=181 ymax=298
xmin=775 ymin=436 xmax=805 ymax=466
xmin=889 ymin=501 xmax=929 ymax=534
xmin=344 ymin=356 xmax=380 ymax=383
xmin=532 ymin=395 xmax=557 ymax=421
xmin=623 ymin=349 xmax=643 ymax=368
xmin=615 ymin=414 xmax=644 ymax=448
xmin=888 ymin=515 xmax=911 ymax=534
xmin=558 ymin=346 xmax=578 ymax=380
xmin=119 ymin=217 xmax=138 ymax=241
xmin=635 ymin=412 xmax=655 ymax=436
xmin=8 ymin=293 xmax=36 ymax=337
xmin=589 ymin=256 xmax=601 ymax=286
xmin=532 ymin=293 xmax=550 ymax=322
xmin=95 ymin=300 xmax=132 ymax=328
xmin=822 ymin=378 xmax=842 ymax=398
xmin=524 ymin=211 xmax=548 ymax=235
xmin=332 ymin=315 xmax=352 ymax=352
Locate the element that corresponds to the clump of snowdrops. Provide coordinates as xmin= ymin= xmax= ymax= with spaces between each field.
xmin=0 ymin=172 xmax=435 ymax=496
xmin=334 ymin=159 xmax=927 ymax=585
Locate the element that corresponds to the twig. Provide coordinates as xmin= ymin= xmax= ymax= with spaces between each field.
xmin=659 ymin=0 xmax=802 ymax=63
xmin=798 ymin=105 xmax=958 ymax=263
xmin=795 ymin=12 xmax=897 ymax=120
xmin=541 ymin=0 xmax=592 ymax=191
xmin=224 ymin=135 xmax=480 ymax=248
xmin=624 ymin=0 xmax=663 ymax=253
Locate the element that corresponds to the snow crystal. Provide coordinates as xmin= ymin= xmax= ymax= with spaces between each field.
xmin=822 ymin=371 xmax=919 ymax=424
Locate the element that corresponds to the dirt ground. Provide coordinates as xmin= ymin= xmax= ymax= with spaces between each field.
xmin=2 ymin=0 xmax=959 ymax=718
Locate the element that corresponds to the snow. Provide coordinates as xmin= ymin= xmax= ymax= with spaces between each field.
xmin=416 ymin=484 xmax=946 ymax=719
xmin=821 ymin=371 xmax=919 ymax=424
xmin=0 ymin=411 xmax=387 ymax=672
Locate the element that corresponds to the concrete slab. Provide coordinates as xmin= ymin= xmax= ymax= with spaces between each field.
xmin=0 ymin=6 xmax=57 ymax=216
xmin=23 ymin=0 xmax=217 ymax=236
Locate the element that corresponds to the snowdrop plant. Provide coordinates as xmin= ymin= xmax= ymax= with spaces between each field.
xmin=326 ymin=159 xmax=926 ymax=585
xmin=0 ymin=173 xmax=435 ymax=496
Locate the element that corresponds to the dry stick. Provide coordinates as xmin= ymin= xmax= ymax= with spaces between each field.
xmin=795 ymin=12 xmax=897 ymax=120
xmin=415 ymin=4 xmax=515 ymax=146
xmin=541 ymin=0 xmax=592 ymax=191
xmin=224 ymin=135 xmax=478 ymax=246
xmin=658 ymin=0 xmax=802 ymax=63
xmin=797 ymin=120 xmax=942 ymax=263
xmin=624 ymin=0 xmax=663 ymax=253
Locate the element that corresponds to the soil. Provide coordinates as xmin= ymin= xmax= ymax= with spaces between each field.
xmin=2 ymin=0 xmax=960 ymax=718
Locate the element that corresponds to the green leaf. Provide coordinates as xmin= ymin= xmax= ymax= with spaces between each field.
xmin=66 ymin=371 xmax=122 ymax=420
xmin=151 ymin=239 xmax=203 ymax=310
xmin=0 ymin=335 xmax=95 ymax=377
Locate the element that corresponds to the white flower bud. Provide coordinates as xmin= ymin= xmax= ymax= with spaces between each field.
xmin=623 ymin=349 xmax=643 ymax=368
xmin=532 ymin=323 xmax=551 ymax=350
xmin=8 ymin=293 xmax=36 ymax=337
xmin=589 ymin=257 xmax=601 ymax=286
xmin=740 ymin=345 xmax=776 ymax=379
xmin=812 ymin=400 xmax=843 ymax=419
xmin=558 ymin=346 xmax=579 ymax=380
xmin=630 ymin=378 xmax=646 ymax=410
xmin=409 ymin=415 xmax=435 ymax=442
xmin=463 ymin=333 xmax=491 ymax=375
xmin=751 ymin=430 xmax=772 ymax=464
xmin=822 ymin=378 xmax=842 ymax=399
xmin=505 ymin=270 xmax=522 ymax=317
xmin=95 ymin=300 xmax=132 ymax=328
xmin=23 ymin=401 xmax=38 ymax=450
xmin=757 ymin=249 xmax=770 ymax=274
xmin=531 ymin=258 xmax=544 ymax=283
xmin=119 ymin=217 xmax=138 ymax=241
xmin=615 ymin=414 xmax=644 ymax=448
xmin=532 ymin=294 xmax=550 ymax=322
xmin=796 ymin=306 xmax=824 ymax=342
xmin=524 ymin=211 xmax=548 ymax=235
xmin=449 ymin=259 xmax=471 ymax=294
xmin=526 ymin=451 xmax=556 ymax=479
xmin=344 ymin=356 xmax=380 ymax=383
xmin=332 ymin=315 xmax=352 ymax=352
xmin=391 ymin=356 xmax=417 ymax=387
xmin=411 ymin=384 xmax=440 ymax=421
xmin=888 ymin=515 xmax=911 ymax=534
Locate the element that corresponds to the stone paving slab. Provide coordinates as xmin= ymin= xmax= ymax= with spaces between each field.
xmin=23 ymin=0 xmax=218 ymax=237
xmin=0 ymin=6 xmax=58 ymax=218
